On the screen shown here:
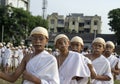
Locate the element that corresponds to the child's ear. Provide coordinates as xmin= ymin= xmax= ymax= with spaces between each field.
xmin=68 ymin=41 xmax=70 ymax=46
xmin=81 ymin=45 xmax=84 ymax=50
xmin=46 ymin=38 xmax=49 ymax=42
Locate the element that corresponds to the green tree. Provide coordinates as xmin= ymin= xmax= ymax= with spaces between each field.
xmin=108 ymin=8 xmax=120 ymax=45
xmin=0 ymin=5 xmax=48 ymax=45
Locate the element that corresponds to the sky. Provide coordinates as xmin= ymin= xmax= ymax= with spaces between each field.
xmin=30 ymin=0 xmax=120 ymax=34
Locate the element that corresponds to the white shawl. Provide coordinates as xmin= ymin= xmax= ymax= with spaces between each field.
xmin=92 ymin=55 xmax=113 ymax=84
xmin=107 ymin=54 xmax=118 ymax=69
xmin=23 ymin=50 xmax=60 ymax=84
xmin=59 ymin=51 xmax=90 ymax=84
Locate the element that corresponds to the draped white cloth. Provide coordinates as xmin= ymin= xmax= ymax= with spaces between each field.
xmin=23 ymin=50 xmax=60 ymax=84
xmin=59 ymin=51 xmax=90 ymax=84
xmin=91 ymin=55 xmax=113 ymax=84
xmin=106 ymin=54 xmax=119 ymax=84
xmin=116 ymin=56 xmax=120 ymax=80
xmin=107 ymin=55 xmax=119 ymax=69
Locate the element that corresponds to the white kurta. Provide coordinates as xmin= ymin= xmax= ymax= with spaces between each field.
xmin=91 ymin=55 xmax=113 ymax=84
xmin=59 ymin=51 xmax=90 ymax=84
xmin=23 ymin=50 xmax=60 ymax=84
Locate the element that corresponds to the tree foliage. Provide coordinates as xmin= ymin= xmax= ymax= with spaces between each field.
xmin=108 ymin=8 xmax=120 ymax=45
xmin=0 ymin=5 xmax=48 ymax=45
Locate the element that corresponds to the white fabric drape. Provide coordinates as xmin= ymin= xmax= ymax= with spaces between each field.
xmin=23 ymin=50 xmax=60 ymax=84
xmin=91 ymin=55 xmax=113 ymax=84
xmin=59 ymin=51 xmax=90 ymax=84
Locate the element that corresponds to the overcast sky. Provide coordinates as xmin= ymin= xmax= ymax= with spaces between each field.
xmin=30 ymin=0 xmax=120 ymax=34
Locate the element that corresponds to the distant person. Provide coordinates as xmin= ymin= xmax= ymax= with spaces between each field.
xmin=52 ymin=49 xmax=60 ymax=57
xmin=3 ymin=43 xmax=12 ymax=73
xmin=0 ymin=27 xmax=60 ymax=84
xmin=81 ymin=46 xmax=90 ymax=55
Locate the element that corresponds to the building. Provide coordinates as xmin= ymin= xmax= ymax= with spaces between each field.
xmin=0 ymin=0 xmax=30 ymax=11
xmin=65 ymin=13 xmax=101 ymax=34
xmin=47 ymin=13 xmax=65 ymax=33
xmin=47 ymin=13 xmax=101 ymax=34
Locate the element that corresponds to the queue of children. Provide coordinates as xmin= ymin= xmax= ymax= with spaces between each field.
xmin=0 ymin=26 xmax=120 ymax=84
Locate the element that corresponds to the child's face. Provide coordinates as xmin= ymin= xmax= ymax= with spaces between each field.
xmin=92 ymin=42 xmax=105 ymax=54
xmin=55 ymin=38 xmax=69 ymax=52
xmin=31 ymin=34 xmax=48 ymax=51
xmin=104 ymin=44 xmax=114 ymax=54
xmin=70 ymin=42 xmax=83 ymax=52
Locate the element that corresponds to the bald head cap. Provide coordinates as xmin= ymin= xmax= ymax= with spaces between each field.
xmin=71 ymin=36 xmax=84 ymax=45
xmin=106 ymin=41 xmax=115 ymax=49
xmin=30 ymin=26 xmax=48 ymax=38
xmin=92 ymin=37 xmax=106 ymax=46
xmin=54 ymin=34 xmax=69 ymax=45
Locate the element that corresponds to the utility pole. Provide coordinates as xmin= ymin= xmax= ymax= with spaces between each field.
xmin=42 ymin=0 xmax=47 ymax=19
xmin=2 ymin=25 xmax=4 ymax=42
xmin=94 ymin=26 xmax=97 ymax=39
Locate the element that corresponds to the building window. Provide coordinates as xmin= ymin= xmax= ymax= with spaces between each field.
xmin=72 ymin=29 xmax=76 ymax=33
xmin=94 ymin=30 xmax=98 ymax=33
xmin=51 ymin=19 xmax=55 ymax=24
xmin=72 ymin=21 xmax=75 ymax=25
xmin=79 ymin=23 xmax=84 ymax=27
xmin=50 ymin=28 xmax=54 ymax=32
xmin=85 ymin=20 xmax=91 ymax=25
xmin=57 ymin=27 xmax=64 ymax=32
xmin=94 ymin=20 xmax=98 ymax=25
xmin=65 ymin=22 xmax=69 ymax=26
xmin=79 ymin=31 xmax=84 ymax=33
xmin=58 ymin=19 xmax=64 ymax=24
xmin=84 ymin=28 xmax=90 ymax=33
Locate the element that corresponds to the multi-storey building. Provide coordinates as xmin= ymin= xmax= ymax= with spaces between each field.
xmin=0 ymin=0 xmax=30 ymax=11
xmin=47 ymin=13 xmax=65 ymax=33
xmin=47 ymin=13 xmax=102 ymax=34
xmin=65 ymin=13 xmax=101 ymax=34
